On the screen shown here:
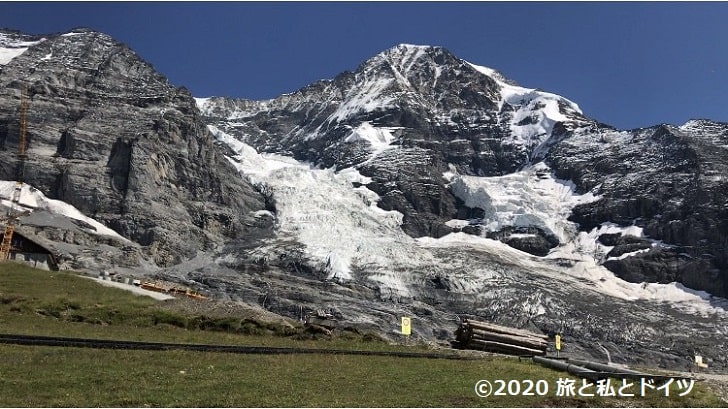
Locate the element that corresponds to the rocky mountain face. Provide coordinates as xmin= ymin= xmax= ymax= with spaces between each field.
xmin=200 ymin=44 xmax=728 ymax=300
xmin=548 ymin=120 xmax=728 ymax=298
xmin=2 ymin=31 xmax=727 ymax=370
xmin=0 ymin=29 xmax=269 ymax=270
xmin=200 ymin=45 xmax=586 ymax=249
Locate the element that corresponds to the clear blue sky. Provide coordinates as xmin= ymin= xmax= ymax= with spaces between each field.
xmin=2 ymin=2 xmax=727 ymax=130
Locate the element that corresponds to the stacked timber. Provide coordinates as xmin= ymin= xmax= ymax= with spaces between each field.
xmin=454 ymin=319 xmax=548 ymax=356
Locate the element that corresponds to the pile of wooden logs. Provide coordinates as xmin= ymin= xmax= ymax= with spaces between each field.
xmin=453 ymin=319 xmax=548 ymax=356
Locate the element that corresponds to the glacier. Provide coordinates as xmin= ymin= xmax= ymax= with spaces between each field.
xmin=206 ymin=122 xmax=728 ymax=318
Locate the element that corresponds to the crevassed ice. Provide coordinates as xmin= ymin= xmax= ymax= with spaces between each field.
xmin=211 ymin=125 xmax=435 ymax=294
xmin=447 ymin=161 xmax=599 ymax=244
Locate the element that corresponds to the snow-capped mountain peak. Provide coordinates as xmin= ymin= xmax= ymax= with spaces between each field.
xmin=3 ymin=28 xmax=727 ymax=369
xmin=0 ymin=31 xmax=45 ymax=65
xmin=374 ymin=43 xmax=447 ymax=75
xmin=199 ymin=42 xmax=590 ymax=176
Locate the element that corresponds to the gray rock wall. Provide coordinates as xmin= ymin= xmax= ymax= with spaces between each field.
xmin=0 ymin=29 xmax=268 ymax=268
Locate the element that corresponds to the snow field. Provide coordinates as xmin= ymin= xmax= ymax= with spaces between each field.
xmin=447 ymin=161 xmax=599 ymax=244
xmin=211 ymin=126 xmax=436 ymax=295
xmin=466 ymin=61 xmax=582 ymax=157
xmin=0 ymin=46 xmax=29 ymax=65
xmin=0 ymin=181 xmax=129 ymax=242
xmin=0 ymin=33 xmax=42 ymax=65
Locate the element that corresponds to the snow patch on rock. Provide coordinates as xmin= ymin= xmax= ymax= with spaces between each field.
xmin=0 ymin=33 xmax=42 ymax=65
xmin=344 ymin=121 xmax=398 ymax=155
xmin=448 ymin=161 xmax=599 ymax=244
xmin=0 ymin=181 xmax=129 ymax=242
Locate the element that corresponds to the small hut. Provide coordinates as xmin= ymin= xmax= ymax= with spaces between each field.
xmin=0 ymin=228 xmax=59 ymax=270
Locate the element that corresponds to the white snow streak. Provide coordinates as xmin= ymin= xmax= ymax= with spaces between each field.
xmin=344 ymin=121 xmax=398 ymax=155
xmin=328 ymin=77 xmax=395 ymax=123
xmin=0 ymin=33 xmax=42 ymax=65
xmin=0 ymin=181 xmax=129 ymax=242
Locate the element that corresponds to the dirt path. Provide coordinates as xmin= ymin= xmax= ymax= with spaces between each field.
xmin=86 ymin=277 xmax=175 ymax=300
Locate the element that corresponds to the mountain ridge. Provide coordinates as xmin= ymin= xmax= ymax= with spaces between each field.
xmin=199 ymin=41 xmax=728 ymax=300
xmin=1 ymin=27 xmax=270 ymax=270
xmin=2 ymin=29 xmax=727 ymax=369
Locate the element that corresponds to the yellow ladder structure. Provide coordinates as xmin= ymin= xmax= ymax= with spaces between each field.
xmin=1 ymin=87 xmax=29 ymax=262
xmin=0 ymin=224 xmax=15 ymax=260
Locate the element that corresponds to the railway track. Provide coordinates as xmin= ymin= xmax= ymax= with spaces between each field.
xmin=0 ymin=333 xmax=478 ymax=360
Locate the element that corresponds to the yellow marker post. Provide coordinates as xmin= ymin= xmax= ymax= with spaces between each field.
xmin=401 ymin=316 xmax=411 ymax=336
xmin=555 ymin=334 xmax=561 ymax=357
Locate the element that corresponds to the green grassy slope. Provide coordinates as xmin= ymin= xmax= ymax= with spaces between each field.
xmin=0 ymin=262 xmax=722 ymax=407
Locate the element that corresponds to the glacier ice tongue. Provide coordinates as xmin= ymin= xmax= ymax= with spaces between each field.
xmin=212 ymin=123 xmax=727 ymax=316
xmin=212 ymin=126 xmax=437 ymax=289
xmin=447 ymin=161 xmax=599 ymax=244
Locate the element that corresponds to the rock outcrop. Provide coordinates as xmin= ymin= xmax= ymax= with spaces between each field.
xmin=0 ymin=28 xmax=268 ymax=269
xmin=548 ymin=120 xmax=728 ymax=297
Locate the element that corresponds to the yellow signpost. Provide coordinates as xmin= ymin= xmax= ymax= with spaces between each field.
xmin=401 ymin=316 xmax=411 ymax=336
xmin=555 ymin=334 xmax=561 ymax=357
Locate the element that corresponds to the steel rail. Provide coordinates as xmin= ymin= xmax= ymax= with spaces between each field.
xmin=0 ymin=333 xmax=479 ymax=360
